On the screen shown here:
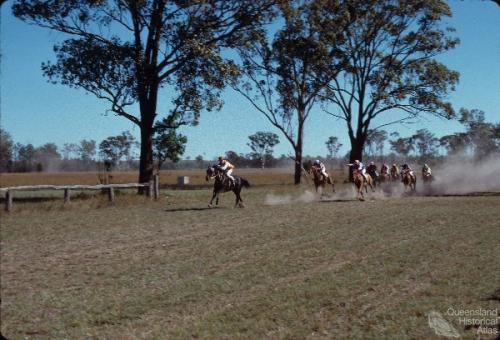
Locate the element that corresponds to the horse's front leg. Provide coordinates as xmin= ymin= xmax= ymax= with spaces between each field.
xmin=208 ymin=190 xmax=217 ymax=208
xmin=358 ymin=186 xmax=364 ymax=201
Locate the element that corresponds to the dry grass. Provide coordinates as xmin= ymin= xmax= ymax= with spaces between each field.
xmin=1 ymin=181 xmax=499 ymax=339
xmin=0 ymin=168 xmax=347 ymax=188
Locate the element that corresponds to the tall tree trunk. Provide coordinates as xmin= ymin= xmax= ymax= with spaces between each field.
xmin=294 ymin=123 xmax=304 ymax=185
xmin=138 ymin=122 xmax=154 ymax=193
xmin=294 ymin=148 xmax=302 ymax=185
xmin=348 ymin=136 xmax=365 ymax=182
xmin=293 ymin=107 xmax=306 ymax=185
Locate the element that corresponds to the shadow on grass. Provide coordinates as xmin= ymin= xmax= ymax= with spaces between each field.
xmin=0 ymin=196 xmax=61 ymax=203
xmin=0 ymin=192 xmax=97 ymax=204
xmin=164 ymin=206 xmax=221 ymax=212
xmin=318 ymin=198 xmax=357 ymax=203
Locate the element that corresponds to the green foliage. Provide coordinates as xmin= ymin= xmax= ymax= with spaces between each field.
xmin=0 ymin=128 xmax=13 ymax=172
xmin=364 ymin=130 xmax=388 ymax=156
xmin=389 ymin=133 xmax=414 ymax=157
xmin=412 ymin=129 xmax=439 ymax=158
xmin=325 ymin=136 xmax=342 ymax=159
xmin=302 ymin=159 xmax=313 ymax=172
xmin=235 ymin=0 xmax=350 ymax=182
xmin=323 ymin=0 xmax=459 ymax=161
xmin=78 ymin=139 xmax=96 ymax=161
xmin=153 ymin=125 xmax=187 ymax=169
xmin=248 ymin=131 xmax=279 ymax=168
xmin=12 ymin=0 xmax=275 ymax=182
xmin=98 ymin=131 xmax=136 ymax=166
xmin=440 ymin=109 xmax=499 ymax=159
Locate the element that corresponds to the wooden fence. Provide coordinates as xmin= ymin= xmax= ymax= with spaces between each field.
xmin=1 ymin=175 xmax=160 ymax=212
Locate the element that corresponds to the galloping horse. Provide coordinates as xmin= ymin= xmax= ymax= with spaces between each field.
xmin=402 ymin=170 xmax=417 ymax=191
xmin=390 ymin=165 xmax=400 ymax=182
xmin=422 ymin=171 xmax=433 ymax=184
xmin=309 ymin=167 xmax=335 ymax=196
xmin=206 ymin=165 xmax=250 ymax=208
xmin=351 ymin=166 xmax=374 ymax=201
xmin=367 ymin=168 xmax=380 ymax=187
xmin=379 ymin=168 xmax=391 ymax=184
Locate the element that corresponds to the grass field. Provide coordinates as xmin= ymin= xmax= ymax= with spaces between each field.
xmin=0 ymin=168 xmax=309 ymax=187
xmin=1 ymin=171 xmax=499 ymax=339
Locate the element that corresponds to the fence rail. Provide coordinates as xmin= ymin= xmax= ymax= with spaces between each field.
xmin=1 ymin=175 xmax=160 ymax=212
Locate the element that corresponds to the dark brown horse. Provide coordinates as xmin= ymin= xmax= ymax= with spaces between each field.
xmin=309 ymin=167 xmax=335 ymax=196
xmin=351 ymin=167 xmax=374 ymax=201
xmin=206 ymin=165 xmax=250 ymax=208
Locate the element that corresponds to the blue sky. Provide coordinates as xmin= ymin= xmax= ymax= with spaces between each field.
xmin=1 ymin=1 xmax=499 ymax=160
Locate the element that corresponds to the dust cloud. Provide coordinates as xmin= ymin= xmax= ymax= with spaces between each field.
xmin=264 ymin=154 xmax=500 ymax=204
xmin=424 ymin=155 xmax=500 ymax=195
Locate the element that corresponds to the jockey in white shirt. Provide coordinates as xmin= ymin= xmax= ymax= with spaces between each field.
xmin=348 ymin=160 xmax=367 ymax=181
xmin=422 ymin=163 xmax=432 ymax=176
xmin=218 ymin=156 xmax=235 ymax=185
xmin=313 ymin=159 xmax=330 ymax=180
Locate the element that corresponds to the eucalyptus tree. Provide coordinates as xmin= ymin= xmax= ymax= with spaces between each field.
xmin=247 ymin=131 xmax=280 ymax=169
xmin=325 ymin=136 xmax=342 ymax=159
xmin=153 ymin=124 xmax=187 ymax=170
xmin=235 ymin=0 xmax=351 ymax=184
xmin=323 ymin=0 xmax=459 ymax=176
xmin=0 ymin=128 xmax=13 ymax=172
xmin=12 ymin=0 xmax=275 ymax=187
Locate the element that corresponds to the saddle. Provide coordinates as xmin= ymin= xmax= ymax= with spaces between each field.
xmin=221 ymin=174 xmax=235 ymax=189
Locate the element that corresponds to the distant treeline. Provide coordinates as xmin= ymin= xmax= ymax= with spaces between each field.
xmin=0 ymin=108 xmax=498 ymax=174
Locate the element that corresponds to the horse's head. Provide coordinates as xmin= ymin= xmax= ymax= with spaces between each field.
xmin=206 ymin=165 xmax=222 ymax=181
xmin=206 ymin=165 xmax=215 ymax=181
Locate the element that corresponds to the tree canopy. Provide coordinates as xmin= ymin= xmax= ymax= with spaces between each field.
xmin=321 ymin=0 xmax=459 ymax=175
xmin=12 ymin=0 xmax=275 ymax=186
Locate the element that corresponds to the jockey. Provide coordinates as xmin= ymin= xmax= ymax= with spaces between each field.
xmin=391 ymin=163 xmax=399 ymax=176
xmin=381 ymin=163 xmax=389 ymax=175
xmin=312 ymin=159 xmax=330 ymax=180
xmin=218 ymin=156 xmax=235 ymax=185
xmin=422 ymin=163 xmax=432 ymax=176
xmin=401 ymin=163 xmax=414 ymax=181
xmin=348 ymin=159 xmax=367 ymax=181
xmin=367 ymin=161 xmax=378 ymax=177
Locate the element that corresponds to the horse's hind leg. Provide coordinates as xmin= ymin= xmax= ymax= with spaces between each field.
xmin=234 ymin=189 xmax=244 ymax=208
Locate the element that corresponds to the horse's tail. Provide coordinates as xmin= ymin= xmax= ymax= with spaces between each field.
xmin=241 ymin=178 xmax=250 ymax=188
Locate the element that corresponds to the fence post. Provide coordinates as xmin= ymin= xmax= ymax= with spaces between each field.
xmin=64 ymin=188 xmax=71 ymax=203
xmin=5 ymin=190 xmax=12 ymax=212
xmin=147 ymin=181 xmax=153 ymax=200
xmin=108 ymin=187 xmax=115 ymax=202
xmin=153 ymin=174 xmax=159 ymax=200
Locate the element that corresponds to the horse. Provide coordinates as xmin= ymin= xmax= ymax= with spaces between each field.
xmin=379 ymin=168 xmax=391 ymax=184
xmin=402 ymin=170 xmax=417 ymax=191
xmin=309 ymin=166 xmax=335 ymax=196
xmin=390 ymin=166 xmax=400 ymax=182
xmin=367 ymin=168 xmax=380 ymax=187
xmin=422 ymin=171 xmax=433 ymax=184
xmin=351 ymin=167 xmax=374 ymax=201
xmin=206 ymin=165 xmax=250 ymax=208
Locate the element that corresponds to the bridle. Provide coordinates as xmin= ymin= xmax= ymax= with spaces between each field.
xmin=207 ymin=165 xmax=224 ymax=181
